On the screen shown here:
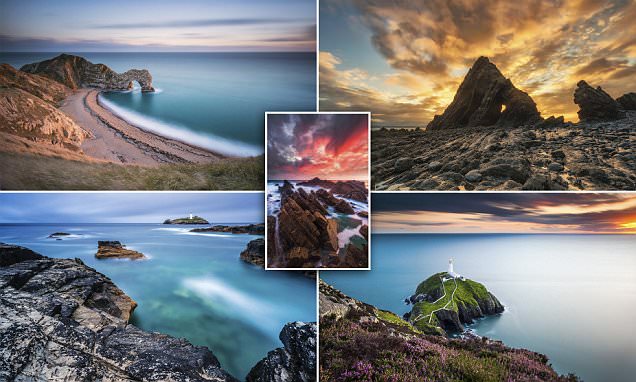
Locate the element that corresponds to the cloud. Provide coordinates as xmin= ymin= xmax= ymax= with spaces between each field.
xmin=321 ymin=0 xmax=636 ymax=125
xmin=267 ymin=113 xmax=368 ymax=180
xmin=90 ymin=18 xmax=310 ymax=29
xmin=372 ymin=193 xmax=636 ymax=234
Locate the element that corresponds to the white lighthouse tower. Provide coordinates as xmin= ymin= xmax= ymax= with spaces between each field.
xmin=447 ymin=258 xmax=463 ymax=280
xmin=189 ymin=213 xmax=193 ymax=219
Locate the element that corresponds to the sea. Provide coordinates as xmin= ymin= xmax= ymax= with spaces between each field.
xmin=0 ymin=52 xmax=316 ymax=156
xmin=0 ymin=223 xmax=316 ymax=379
xmin=321 ymin=233 xmax=636 ymax=382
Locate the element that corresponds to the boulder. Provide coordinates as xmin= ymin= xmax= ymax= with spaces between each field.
xmin=240 ymin=238 xmax=265 ymax=267
xmin=246 ymin=322 xmax=317 ymax=382
xmin=574 ymin=80 xmax=623 ymax=121
xmin=95 ymin=241 xmax=146 ymax=260
xmin=427 ymin=57 xmax=541 ymax=130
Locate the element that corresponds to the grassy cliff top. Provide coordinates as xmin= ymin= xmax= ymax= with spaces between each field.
xmin=164 ymin=216 xmax=209 ymax=224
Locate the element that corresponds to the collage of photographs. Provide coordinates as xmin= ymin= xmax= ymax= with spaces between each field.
xmin=0 ymin=1 xmax=634 ymax=382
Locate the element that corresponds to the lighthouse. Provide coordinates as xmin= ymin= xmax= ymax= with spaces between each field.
xmin=447 ymin=258 xmax=463 ymax=280
xmin=190 ymin=213 xmax=193 ymax=219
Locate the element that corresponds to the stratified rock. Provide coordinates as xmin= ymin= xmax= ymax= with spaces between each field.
xmin=574 ymin=80 xmax=623 ymax=121
xmin=617 ymin=92 xmax=636 ymax=110
xmin=21 ymin=54 xmax=155 ymax=92
xmin=0 ymin=243 xmax=236 ymax=381
xmin=191 ymin=223 xmax=264 ymax=235
xmin=427 ymin=56 xmax=541 ymax=130
xmin=0 ymin=63 xmax=69 ymax=104
xmin=246 ymin=322 xmax=317 ymax=382
xmin=297 ymin=178 xmax=368 ymax=202
xmin=95 ymin=241 xmax=146 ymax=260
xmin=240 ymin=238 xmax=265 ymax=267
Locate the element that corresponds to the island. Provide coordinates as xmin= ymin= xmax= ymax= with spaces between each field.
xmin=163 ymin=215 xmax=210 ymax=225
xmin=404 ymin=259 xmax=504 ymax=334
xmin=47 ymin=232 xmax=72 ymax=239
xmin=95 ymin=241 xmax=146 ymax=260
xmin=319 ymin=279 xmax=578 ymax=381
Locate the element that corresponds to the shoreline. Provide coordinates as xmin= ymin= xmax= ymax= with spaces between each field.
xmin=60 ymin=89 xmax=225 ymax=166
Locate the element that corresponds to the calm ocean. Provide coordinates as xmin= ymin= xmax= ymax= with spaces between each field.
xmin=0 ymin=223 xmax=316 ymax=379
xmin=322 ymin=233 xmax=636 ymax=382
xmin=0 ymin=52 xmax=316 ymax=156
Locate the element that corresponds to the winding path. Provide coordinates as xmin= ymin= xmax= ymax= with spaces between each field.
xmin=411 ymin=276 xmax=458 ymax=326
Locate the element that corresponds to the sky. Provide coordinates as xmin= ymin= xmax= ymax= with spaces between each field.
xmin=372 ymin=193 xmax=636 ymax=234
xmin=319 ymin=0 xmax=636 ymax=125
xmin=0 ymin=193 xmax=264 ymax=223
xmin=267 ymin=113 xmax=368 ymax=180
xmin=0 ymin=0 xmax=315 ymax=52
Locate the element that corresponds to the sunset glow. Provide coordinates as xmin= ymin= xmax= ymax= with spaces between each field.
xmin=373 ymin=193 xmax=636 ymax=234
xmin=320 ymin=0 xmax=636 ymax=125
xmin=267 ymin=114 xmax=369 ymax=180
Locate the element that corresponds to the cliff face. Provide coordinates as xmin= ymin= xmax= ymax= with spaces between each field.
xmin=406 ymin=272 xmax=504 ymax=333
xmin=0 ymin=243 xmax=237 ymax=381
xmin=319 ymin=280 xmax=577 ymax=382
xmin=0 ymin=64 xmax=90 ymax=150
xmin=21 ymin=54 xmax=155 ymax=92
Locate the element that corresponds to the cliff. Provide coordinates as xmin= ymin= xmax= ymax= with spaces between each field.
xmin=319 ymin=280 xmax=578 ymax=382
xmin=0 ymin=243 xmax=236 ymax=381
xmin=163 ymin=216 xmax=210 ymax=225
xmin=405 ymin=272 xmax=504 ymax=333
xmin=0 ymin=64 xmax=90 ymax=151
xmin=21 ymin=54 xmax=154 ymax=92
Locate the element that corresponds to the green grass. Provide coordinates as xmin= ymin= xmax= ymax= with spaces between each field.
xmin=375 ymin=309 xmax=412 ymax=327
xmin=0 ymin=152 xmax=264 ymax=190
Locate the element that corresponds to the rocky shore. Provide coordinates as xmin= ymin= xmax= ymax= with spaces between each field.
xmin=267 ymin=180 xmax=368 ymax=268
xmin=319 ymin=280 xmax=578 ymax=381
xmin=95 ymin=240 xmax=146 ymax=260
xmin=240 ymin=238 xmax=266 ymax=267
xmin=372 ymin=56 xmax=635 ymax=191
xmin=0 ymin=243 xmax=236 ymax=381
xmin=191 ymin=223 xmax=265 ymax=235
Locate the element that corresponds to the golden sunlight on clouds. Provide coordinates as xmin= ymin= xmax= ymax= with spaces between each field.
xmin=320 ymin=0 xmax=636 ymax=126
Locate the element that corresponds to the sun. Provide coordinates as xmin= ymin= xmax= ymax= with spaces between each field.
xmin=619 ymin=221 xmax=636 ymax=231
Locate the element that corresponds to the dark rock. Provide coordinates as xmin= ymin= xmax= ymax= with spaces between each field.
xmin=617 ymin=92 xmax=636 ymax=110
xmin=522 ymin=175 xmax=551 ymax=190
xmin=394 ymin=158 xmax=413 ymax=171
xmin=428 ymin=161 xmax=443 ymax=171
xmin=548 ymin=162 xmax=564 ymax=172
xmin=465 ymin=170 xmax=482 ymax=182
xmin=191 ymin=223 xmax=264 ymax=235
xmin=240 ymin=238 xmax=265 ymax=267
xmin=574 ymin=80 xmax=623 ymax=121
xmin=246 ymin=322 xmax=317 ymax=382
xmin=95 ymin=241 xmax=145 ymax=260
xmin=0 ymin=243 xmax=236 ymax=381
xmin=427 ymin=57 xmax=541 ymax=130
xmin=21 ymin=54 xmax=154 ymax=92
xmin=334 ymin=199 xmax=355 ymax=214
xmin=47 ymin=232 xmax=71 ymax=238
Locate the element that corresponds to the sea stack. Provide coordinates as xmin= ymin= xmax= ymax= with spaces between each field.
xmin=95 ymin=241 xmax=146 ymax=260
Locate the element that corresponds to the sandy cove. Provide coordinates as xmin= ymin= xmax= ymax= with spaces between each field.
xmin=60 ymin=89 xmax=222 ymax=166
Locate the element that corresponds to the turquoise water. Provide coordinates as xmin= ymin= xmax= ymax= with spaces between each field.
xmin=0 ymin=223 xmax=316 ymax=380
xmin=0 ymin=52 xmax=316 ymax=156
xmin=322 ymin=234 xmax=636 ymax=382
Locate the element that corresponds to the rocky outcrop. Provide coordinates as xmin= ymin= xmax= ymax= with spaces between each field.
xmin=0 ymin=63 xmax=69 ymax=104
xmin=0 ymin=243 xmax=236 ymax=381
xmin=246 ymin=322 xmax=317 ymax=382
xmin=191 ymin=223 xmax=265 ymax=235
xmin=163 ymin=216 xmax=209 ymax=224
xmin=240 ymin=238 xmax=265 ymax=267
xmin=21 ymin=54 xmax=155 ymax=92
xmin=298 ymin=177 xmax=368 ymax=203
xmin=617 ymin=92 xmax=636 ymax=110
xmin=574 ymin=80 xmax=624 ymax=121
xmin=427 ymin=57 xmax=541 ymax=130
xmin=95 ymin=241 xmax=146 ymax=260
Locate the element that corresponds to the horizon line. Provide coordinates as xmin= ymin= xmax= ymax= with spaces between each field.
xmin=371 ymin=231 xmax=635 ymax=235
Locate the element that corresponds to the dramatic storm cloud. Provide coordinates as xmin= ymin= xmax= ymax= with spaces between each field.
xmin=0 ymin=0 xmax=315 ymax=52
xmin=372 ymin=193 xmax=636 ymax=234
xmin=320 ymin=0 xmax=636 ymax=124
xmin=267 ymin=114 xmax=368 ymax=180
xmin=0 ymin=193 xmax=264 ymax=223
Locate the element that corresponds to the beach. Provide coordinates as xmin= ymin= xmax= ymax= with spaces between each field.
xmin=61 ymin=89 xmax=222 ymax=166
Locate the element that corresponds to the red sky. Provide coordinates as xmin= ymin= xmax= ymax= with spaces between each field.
xmin=267 ymin=113 xmax=368 ymax=180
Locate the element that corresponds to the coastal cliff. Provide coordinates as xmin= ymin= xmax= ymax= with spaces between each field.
xmin=21 ymin=54 xmax=154 ymax=92
xmin=0 ymin=243 xmax=236 ymax=381
xmin=405 ymin=272 xmax=504 ymax=333
xmin=319 ymin=280 xmax=578 ymax=382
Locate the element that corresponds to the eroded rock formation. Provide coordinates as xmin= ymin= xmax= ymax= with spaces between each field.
xmin=95 ymin=241 xmax=146 ymax=260
xmin=246 ymin=322 xmax=317 ymax=382
xmin=21 ymin=54 xmax=155 ymax=92
xmin=240 ymin=238 xmax=265 ymax=267
xmin=427 ymin=56 xmax=541 ymax=130
xmin=617 ymin=92 xmax=636 ymax=110
xmin=0 ymin=243 xmax=236 ymax=381
xmin=297 ymin=177 xmax=368 ymax=203
xmin=574 ymin=80 xmax=624 ymax=121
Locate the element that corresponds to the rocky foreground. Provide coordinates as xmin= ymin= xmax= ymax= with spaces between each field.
xmin=267 ymin=180 xmax=368 ymax=268
xmin=319 ymin=280 xmax=578 ymax=382
xmin=372 ymin=57 xmax=635 ymax=191
xmin=0 ymin=243 xmax=317 ymax=381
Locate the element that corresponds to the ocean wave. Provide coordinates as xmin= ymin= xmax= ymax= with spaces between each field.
xmin=98 ymin=95 xmax=262 ymax=157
